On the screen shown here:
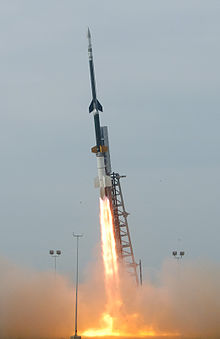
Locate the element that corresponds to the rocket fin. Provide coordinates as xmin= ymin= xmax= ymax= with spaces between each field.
xmin=89 ymin=99 xmax=103 ymax=113
xmin=97 ymin=100 xmax=103 ymax=112
xmin=89 ymin=100 xmax=94 ymax=113
xmin=94 ymin=176 xmax=100 ymax=188
xmin=94 ymin=175 xmax=111 ymax=188
xmin=104 ymin=176 xmax=112 ymax=187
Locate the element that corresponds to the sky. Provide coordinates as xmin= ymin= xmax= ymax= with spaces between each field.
xmin=0 ymin=0 xmax=219 ymax=279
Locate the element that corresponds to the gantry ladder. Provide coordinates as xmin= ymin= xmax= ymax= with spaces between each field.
xmin=111 ymin=172 xmax=139 ymax=284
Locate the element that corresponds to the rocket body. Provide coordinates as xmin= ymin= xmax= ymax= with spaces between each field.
xmin=87 ymin=28 xmax=112 ymax=198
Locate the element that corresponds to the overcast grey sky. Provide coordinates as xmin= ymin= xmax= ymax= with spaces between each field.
xmin=0 ymin=0 xmax=219 ymax=278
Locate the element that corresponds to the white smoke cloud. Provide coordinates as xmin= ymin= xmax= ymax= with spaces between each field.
xmin=0 ymin=256 xmax=220 ymax=339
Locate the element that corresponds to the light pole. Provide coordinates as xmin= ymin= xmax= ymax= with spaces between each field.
xmin=139 ymin=259 xmax=143 ymax=286
xmin=71 ymin=233 xmax=83 ymax=339
xmin=172 ymin=250 xmax=185 ymax=260
xmin=49 ymin=250 xmax=62 ymax=279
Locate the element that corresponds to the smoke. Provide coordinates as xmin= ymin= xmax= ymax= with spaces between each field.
xmin=0 ymin=256 xmax=220 ymax=339
xmin=0 ymin=257 xmax=73 ymax=339
xmin=116 ymin=260 xmax=220 ymax=338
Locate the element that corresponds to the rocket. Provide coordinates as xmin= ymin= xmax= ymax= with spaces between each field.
xmin=87 ymin=28 xmax=112 ymax=198
xmin=87 ymin=30 xmax=139 ymax=285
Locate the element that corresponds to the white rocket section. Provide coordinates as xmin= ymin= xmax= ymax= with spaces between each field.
xmin=94 ymin=154 xmax=111 ymax=198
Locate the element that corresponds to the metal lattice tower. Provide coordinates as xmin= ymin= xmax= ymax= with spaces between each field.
xmin=111 ymin=172 xmax=139 ymax=284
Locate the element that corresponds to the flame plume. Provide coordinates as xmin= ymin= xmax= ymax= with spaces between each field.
xmin=100 ymin=197 xmax=119 ymax=285
xmin=83 ymin=197 xmax=121 ymax=336
xmin=99 ymin=197 xmax=121 ymax=326
xmin=83 ymin=197 xmax=179 ymax=338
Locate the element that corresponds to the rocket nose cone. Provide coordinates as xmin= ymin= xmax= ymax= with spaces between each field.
xmin=87 ymin=27 xmax=91 ymax=39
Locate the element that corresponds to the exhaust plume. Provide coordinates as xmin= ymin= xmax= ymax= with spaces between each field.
xmin=0 ymin=256 xmax=220 ymax=338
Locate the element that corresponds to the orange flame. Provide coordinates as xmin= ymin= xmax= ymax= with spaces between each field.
xmin=99 ymin=197 xmax=121 ymax=315
xmin=82 ymin=197 xmax=179 ymax=338
xmin=100 ymin=197 xmax=119 ymax=283
xmin=82 ymin=197 xmax=121 ymax=336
